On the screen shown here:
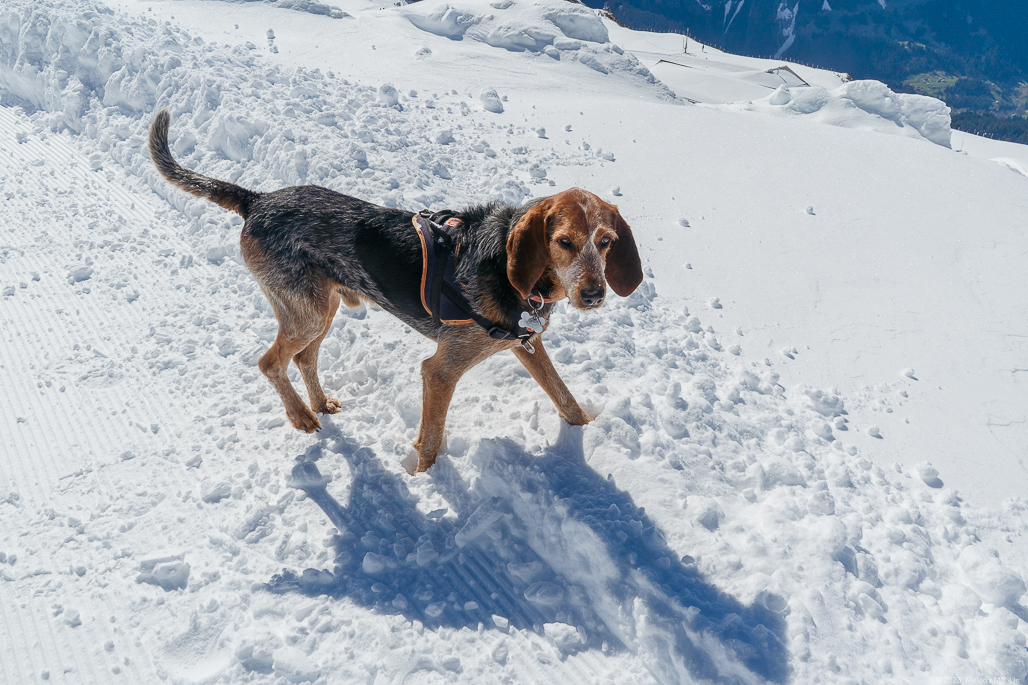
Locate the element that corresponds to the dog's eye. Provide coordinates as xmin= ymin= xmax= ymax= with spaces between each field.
xmin=557 ymin=237 xmax=573 ymax=249
xmin=599 ymin=236 xmax=612 ymax=248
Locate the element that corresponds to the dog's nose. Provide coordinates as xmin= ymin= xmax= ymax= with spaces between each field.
xmin=580 ymin=286 xmax=605 ymax=307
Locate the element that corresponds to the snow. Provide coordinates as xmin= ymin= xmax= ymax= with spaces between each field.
xmin=745 ymin=80 xmax=953 ymax=148
xmin=1 ymin=0 xmax=1028 ymax=682
xmin=952 ymin=128 xmax=1028 ymax=178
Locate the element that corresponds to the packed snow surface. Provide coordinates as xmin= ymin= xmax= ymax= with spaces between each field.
xmin=1 ymin=0 xmax=1028 ymax=683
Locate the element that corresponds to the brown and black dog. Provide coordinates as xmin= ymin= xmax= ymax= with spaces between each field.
xmin=148 ymin=110 xmax=643 ymax=472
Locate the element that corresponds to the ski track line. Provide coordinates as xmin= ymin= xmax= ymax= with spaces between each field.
xmin=0 ymin=393 xmax=164 ymax=679
xmin=0 ymin=261 xmax=113 ymax=492
xmin=8 ymin=589 xmax=126 ymax=685
xmin=0 ymin=108 xmax=176 ymax=685
xmin=0 ymin=587 xmax=30 ymax=685
xmin=2 ymin=105 xmax=208 ymax=490
xmin=0 ymin=302 xmax=154 ymax=684
xmin=0 ymin=107 xmax=155 ymax=227
xmin=0 ymin=582 xmax=117 ymax=685
xmin=2 ymin=104 xmax=372 ymax=664
xmin=0 ymin=162 xmax=151 ymax=505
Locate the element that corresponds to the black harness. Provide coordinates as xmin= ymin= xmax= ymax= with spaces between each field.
xmin=412 ymin=210 xmax=547 ymax=353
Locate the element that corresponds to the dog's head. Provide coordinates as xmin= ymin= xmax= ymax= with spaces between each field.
xmin=506 ymin=188 xmax=643 ymax=310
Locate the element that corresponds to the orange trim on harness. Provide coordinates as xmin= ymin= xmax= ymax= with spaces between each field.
xmin=411 ymin=214 xmax=474 ymax=325
xmin=412 ymin=215 xmax=431 ymax=316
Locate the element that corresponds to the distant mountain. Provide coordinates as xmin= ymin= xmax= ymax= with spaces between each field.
xmin=588 ymin=0 xmax=1028 ymax=125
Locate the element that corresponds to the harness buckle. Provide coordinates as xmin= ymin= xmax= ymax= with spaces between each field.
xmin=487 ymin=326 xmax=516 ymax=341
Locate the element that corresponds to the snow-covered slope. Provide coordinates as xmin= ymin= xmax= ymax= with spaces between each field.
xmin=1 ymin=0 xmax=1027 ymax=683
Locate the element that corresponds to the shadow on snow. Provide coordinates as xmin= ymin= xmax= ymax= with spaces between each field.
xmin=268 ymin=421 xmax=790 ymax=683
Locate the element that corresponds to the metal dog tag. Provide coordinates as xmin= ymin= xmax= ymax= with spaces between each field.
xmin=519 ymin=310 xmax=546 ymax=333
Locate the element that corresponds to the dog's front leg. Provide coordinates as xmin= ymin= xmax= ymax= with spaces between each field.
xmin=512 ymin=337 xmax=592 ymax=425
xmin=414 ymin=330 xmax=499 ymax=472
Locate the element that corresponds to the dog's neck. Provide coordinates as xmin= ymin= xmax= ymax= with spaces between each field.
xmin=450 ymin=202 xmax=560 ymax=329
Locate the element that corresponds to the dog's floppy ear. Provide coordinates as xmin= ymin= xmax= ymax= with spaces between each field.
xmin=507 ymin=201 xmax=551 ymax=299
xmin=605 ymin=208 xmax=643 ymax=297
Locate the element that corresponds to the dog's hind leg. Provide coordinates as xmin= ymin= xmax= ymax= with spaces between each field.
xmin=258 ymin=289 xmax=334 ymax=433
xmin=293 ymin=291 xmax=341 ymax=415
xmin=512 ymin=336 xmax=592 ymax=426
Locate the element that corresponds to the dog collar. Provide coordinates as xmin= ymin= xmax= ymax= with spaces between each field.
xmin=526 ymin=289 xmax=554 ymax=306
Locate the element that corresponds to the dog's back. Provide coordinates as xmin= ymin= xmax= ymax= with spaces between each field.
xmin=148 ymin=109 xmax=426 ymax=329
xmin=243 ymin=186 xmax=427 ymax=327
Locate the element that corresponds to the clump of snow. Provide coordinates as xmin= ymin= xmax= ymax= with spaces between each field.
xmin=746 ymin=80 xmax=952 ymax=147
xmin=378 ymin=83 xmax=400 ymax=107
xmin=67 ymin=265 xmax=94 ymax=283
xmin=274 ymin=0 xmax=350 ymax=19
xmin=136 ymin=554 xmax=190 ymax=591
xmin=543 ymin=621 xmax=586 ymax=653
xmin=209 ymin=114 xmax=266 ymax=162
xmin=916 ymin=461 xmax=942 ymax=487
xmin=959 ymin=546 xmax=1027 ymax=609
xmin=478 ymin=86 xmax=504 ymax=113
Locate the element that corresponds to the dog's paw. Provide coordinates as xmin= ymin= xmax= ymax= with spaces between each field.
xmin=314 ymin=397 xmax=343 ymax=415
xmin=287 ymin=406 xmax=322 ymax=433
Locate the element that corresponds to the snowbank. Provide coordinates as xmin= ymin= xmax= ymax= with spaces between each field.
xmin=746 ymin=80 xmax=952 ymax=147
xmin=0 ymin=0 xmax=606 ymax=214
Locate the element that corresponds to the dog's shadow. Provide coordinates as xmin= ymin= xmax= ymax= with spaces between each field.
xmin=269 ymin=423 xmax=790 ymax=683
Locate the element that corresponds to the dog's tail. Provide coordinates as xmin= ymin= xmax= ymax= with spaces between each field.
xmin=148 ymin=109 xmax=258 ymax=218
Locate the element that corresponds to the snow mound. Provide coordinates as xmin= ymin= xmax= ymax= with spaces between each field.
xmin=745 ymin=80 xmax=952 ymax=148
xmin=403 ymin=0 xmax=675 ymax=100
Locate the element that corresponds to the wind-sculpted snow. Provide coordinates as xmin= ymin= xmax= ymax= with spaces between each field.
xmin=402 ymin=0 xmax=676 ymax=100
xmin=0 ymin=0 xmax=1026 ymax=682
xmin=746 ymin=80 xmax=952 ymax=148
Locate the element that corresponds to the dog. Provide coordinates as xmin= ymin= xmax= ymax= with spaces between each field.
xmin=148 ymin=109 xmax=643 ymax=472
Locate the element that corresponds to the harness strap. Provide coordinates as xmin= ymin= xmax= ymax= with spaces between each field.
xmin=439 ymin=280 xmax=518 ymax=341
xmin=415 ymin=210 xmax=542 ymax=350
xmin=428 ymin=227 xmax=449 ymax=328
